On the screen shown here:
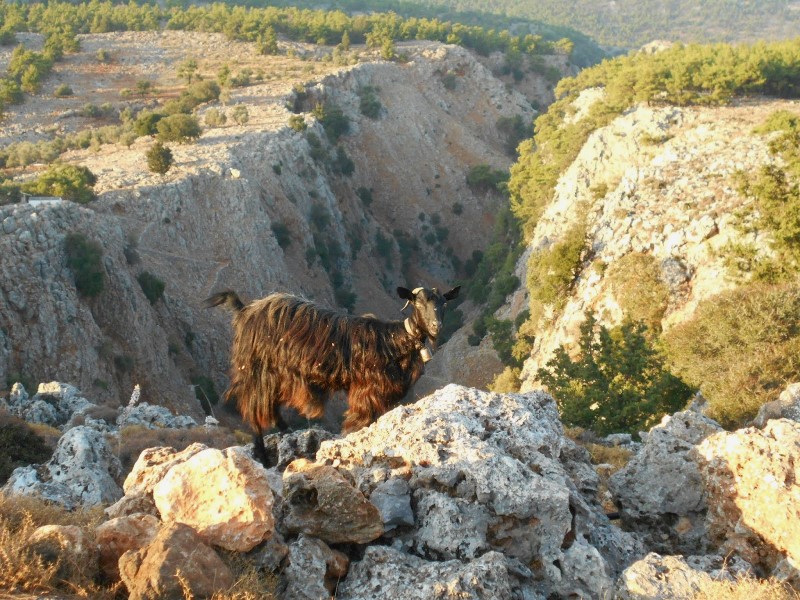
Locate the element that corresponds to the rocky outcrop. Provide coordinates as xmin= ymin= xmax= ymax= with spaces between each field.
xmin=3 ymin=424 xmax=123 ymax=508
xmin=695 ymin=419 xmax=800 ymax=579
xmin=0 ymin=381 xmax=97 ymax=429
xmin=96 ymin=513 xmax=160 ymax=581
xmin=608 ymin=408 xmax=722 ymax=554
xmin=751 ymin=382 xmax=800 ymax=428
xmin=117 ymin=402 xmax=197 ymax=430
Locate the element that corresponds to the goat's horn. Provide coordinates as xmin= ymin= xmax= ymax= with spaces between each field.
xmin=412 ymin=287 xmax=424 ymax=294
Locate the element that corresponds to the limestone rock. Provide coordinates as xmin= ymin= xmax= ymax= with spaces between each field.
xmin=616 ymin=553 xmax=751 ymax=600
xmin=280 ymin=534 xmax=349 ymax=599
xmin=117 ymin=402 xmax=197 ymax=430
xmin=153 ymin=446 xmax=275 ymax=552
xmin=694 ymin=419 xmax=800 ymax=576
xmin=1 ymin=381 xmax=96 ymax=428
xmin=261 ymin=428 xmax=337 ymax=470
xmin=369 ymin=478 xmax=414 ymax=531
xmin=609 ymin=410 xmax=722 ymax=553
xmin=247 ymin=530 xmax=290 ymax=573
xmin=96 ymin=513 xmax=160 ymax=581
xmin=25 ymin=524 xmax=99 ymax=586
xmin=119 ymin=522 xmax=234 ymax=600
xmin=104 ymin=492 xmax=159 ymax=520
xmin=281 ymin=458 xmax=383 ymax=545
xmin=336 ymin=546 xmax=524 ymax=600
xmin=3 ymin=425 xmax=123 ymax=508
xmin=317 ymin=385 xmax=639 ymax=599
xmin=751 ymin=382 xmax=800 ymax=427
xmin=123 ymin=443 xmax=207 ymax=496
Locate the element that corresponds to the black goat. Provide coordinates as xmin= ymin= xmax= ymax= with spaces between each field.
xmin=205 ymin=286 xmax=460 ymax=442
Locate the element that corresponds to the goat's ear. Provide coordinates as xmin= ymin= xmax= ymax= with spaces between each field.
xmin=443 ymin=286 xmax=461 ymax=301
xmin=397 ymin=287 xmax=415 ymax=301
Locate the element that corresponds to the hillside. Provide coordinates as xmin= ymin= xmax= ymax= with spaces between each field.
xmin=0 ymin=27 xmax=570 ymax=417
xmin=384 ymin=0 xmax=800 ymax=48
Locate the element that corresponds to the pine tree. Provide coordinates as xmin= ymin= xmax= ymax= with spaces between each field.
xmin=146 ymin=142 xmax=173 ymax=175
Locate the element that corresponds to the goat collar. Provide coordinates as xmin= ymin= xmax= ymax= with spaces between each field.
xmin=404 ymin=318 xmax=433 ymax=363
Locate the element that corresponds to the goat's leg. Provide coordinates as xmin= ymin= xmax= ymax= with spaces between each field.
xmin=342 ymin=384 xmax=388 ymax=434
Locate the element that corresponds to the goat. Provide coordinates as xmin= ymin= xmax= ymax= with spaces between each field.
xmin=205 ymin=286 xmax=460 ymax=449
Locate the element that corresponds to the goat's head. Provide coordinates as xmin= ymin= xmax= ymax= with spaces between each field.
xmin=398 ymin=285 xmax=460 ymax=348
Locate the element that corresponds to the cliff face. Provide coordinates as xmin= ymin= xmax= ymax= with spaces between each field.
xmin=0 ymin=32 xmax=548 ymax=414
xmin=513 ymin=94 xmax=795 ymax=389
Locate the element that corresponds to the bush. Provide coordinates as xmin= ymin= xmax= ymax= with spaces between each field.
xmin=489 ymin=367 xmax=521 ymax=393
xmin=288 ymin=114 xmax=306 ymax=132
xmin=538 ymin=312 xmax=694 ymax=436
xmin=146 ymin=141 xmax=173 ymax=174
xmin=53 ymin=84 xmax=72 ymax=98
xmin=358 ymin=86 xmax=382 ymax=119
xmin=271 ymin=222 xmax=291 ymax=249
xmin=313 ymin=102 xmax=349 ymax=143
xmin=133 ymin=111 xmax=163 ymax=137
xmin=205 ymin=108 xmax=227 ymax=127
xmin=466 ymin=164 xmax=509 ymax=191
xmin=137 ymin=271 xmax=165 ymax=304
xmin=155 ymin=114 xmax=201 ymax=143
xmin=605 ymin=252 xmax=669 ymax=331
xmin=527 ymin=220 xmax=587 ymax=311
xmin=664 ymin=282 xmax=800 ymax=428
xmin=64 ymin=233 xmax=104 ymax=297
xmin=24 ymin=164 xmax=96 ymax=204
xmin=0 ymin=413 xmax=52 ymax=485
xmin=230 ymin=105 xmax=249 ymax=125
xmin=356 ymin=187 xmax=373 ymax=206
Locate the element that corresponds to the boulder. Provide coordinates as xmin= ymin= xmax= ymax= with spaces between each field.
xmin=281 ymin=458 xmax=383 ymax=544
xmin=117 ymin=402 xmax=197 ymax=430
xmin=123 ymin=443 xmax=207 ymax=496
xmin=3 ymin=425 xmax=123 ymax=508
xmin=608 ymin=409 xmax=722 ymax=554
xmin=337 ymin=546 xmax=525 ymax=600
xmin=153 ymin=446 xmax=275 ymax=552
xmin=616 ymin=553 xmax=752 ymax=600
xmin=369 ymin=478 xmax=414 ymax=531
xmin=694 ymin=419 xmax=800 ymax=578
xmin=25 ymin=524 xmax=99 ymax=586
xmin=95 ymin=513 xmax=160 ymax=580
xmin=1 ymin=381 xmax=96 ymax=428
xmin=316 ymin=385 xmax=639 ymax=599
xmin=104 ymin=492 xmax=159 ymax=520
xmin=280 ymin=534 xmax=349 ymax=599
xmin=119 ymin=522 xmax=234 ymax=600
xmin=751 ymin=382 xmax=800 ymax=428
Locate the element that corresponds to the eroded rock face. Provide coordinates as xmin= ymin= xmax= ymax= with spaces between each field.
xmin=117 ymin=402 xmax=197 ymax=430
xmin=751 ymin=382 xmax=800 ymax=428
xmin=608 ymin=409 xmax=722 ymax=554
xmin=153 ymin=446 xmax=275 ymax=552
xmin=0 ymin=381 xmax=96 ymax=428
xmin=280 ymin=534 xmax=349 ymax=599
xmin=281 ymin=458 xmax=383 ymax=545
xmin=3 ymin=425 xmax=123 ymax=508
xmin=694 ymin=419 xmax=800 ymax=578
xmin=123 ymin=443 xmax=207 ymax=497
xmin=119 ymin=522 xmax=234 ymax=600
xmin=318 ymin=384 xmax=640 ymax=599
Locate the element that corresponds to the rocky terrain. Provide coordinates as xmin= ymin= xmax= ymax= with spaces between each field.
xmin=509 ymin=94 xmax=800 ymax=388
xmin=0 ymin=31 xmax=557 ymax=415
xmin=1 ymin=380 xmax=799 ymax=598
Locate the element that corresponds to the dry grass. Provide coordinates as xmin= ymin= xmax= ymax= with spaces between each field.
xmin=212 ymin=552 xmax=278 ymax=600
xmin=584 ymin=443 xmax=633 ymax=471
xmin=693 ymin=577 xmax=800 ymax=600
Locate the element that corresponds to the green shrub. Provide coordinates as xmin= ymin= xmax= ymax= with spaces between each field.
xmin=137 ymin=271 xmax=165 ymax=304
xmin=204 ymin=108 xmax=226 ymax=127
xmin=64 ymin=233 xmax=104 ymax=297
xmin=489 ymin=367 xmax=521 ymax=393
xmin=358 ymin=86 xmax=382 ymax=119
xmin=146 ymin=141 xmax=173 ymax=174
xmin=24 ymin=164 xmax=96 ymax=204
xmin=0 ymin=413 xmax=52 ymax=485
xmin=191 ymin=375 xmax=219 ymax=415
xmin=155 ymin=114 xmax=201 ymax=143
xmin=313 ymin=102 xmax=349 ymax=143
xmin=357 ymin=187 xmax=373 ymax=206
xmin=664 ymin=282 xmax=800 ymax=428
xmin=466 ymin=164 xmax=509 ymax=192
xmin=605 ymin=252 xmax=669 ymax=332
xmin=527 ymin=220 xmax=587 ymax=312
xmin=230 ymin=105 xmax=249 ymax=125
xmin=53 ymin=84 xmax=72 ymax=98
xmin=271 ymin=222 xmax=291 ymax=249
xmin=184 ymin=80 xmax=220 ymax=104
xmin=539 ymin=312 xmax=694 ymax=436
xmin=288 ymin=114 xmax=307 ymax=132
xmin=331 ymin=146 xmax=354 ymax=176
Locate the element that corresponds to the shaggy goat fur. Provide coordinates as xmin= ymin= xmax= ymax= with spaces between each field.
xmin=205 ymin=287 xmax=459 ymax=439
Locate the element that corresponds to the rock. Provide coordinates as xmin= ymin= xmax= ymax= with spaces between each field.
xmin=281 ymin=458 xmax=383 ymax=545
xmin=261 ymin=427 xmax=337 ymax=470
xmin=616 ymin=553 xmax=751 ymax=600
xmin=1 ymin=381 xmax=96 ymax=428
xmin=751 ymin=382 xmax=800 ymax=427
xmin=247 ymin=530 xmax=290 ymax=573
xmin=119 ymin=522 xmax=234 ymax=600
xmin=609 ymin=409 xmax=722 ymax=554
xmin=336 ymin=546 xmax=526 ymax=600
xmin=96 ymin=513 xmax=160 ymax=581
xmin=280 ymin=534 xmax=350 ymax=599
xmin=117 ymin=402 xmax=197 ymax=430
xmin=316 ymin=385 xmax=640 ymax=598
xmin=25 ymin=524 xmax=99 ymax=586
xmin=3 ymin=425 xmax=123 ymax=508
xmin=123 ymin=443 xmax=207 ymax=496
xmin=153 ymin=446 xmax=275 ymax=552
xmin=694 ymin=419 xmax=800 ymax=577
xmin=368 ymin=478 xmax=414 ymax=530
xmin=104 ymin=492 xmax=159 ymax=520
